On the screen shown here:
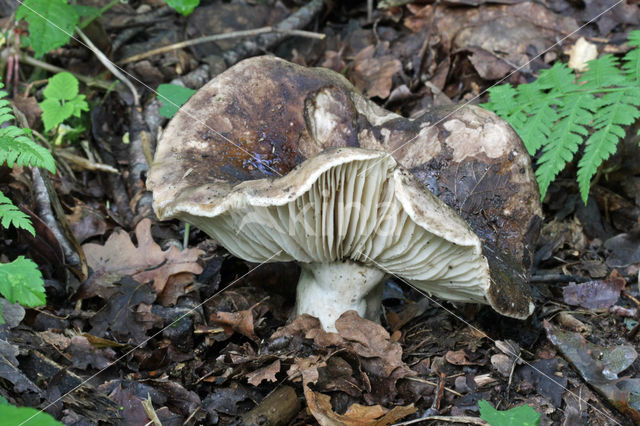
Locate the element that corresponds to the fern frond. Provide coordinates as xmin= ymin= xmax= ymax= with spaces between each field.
xmin=0 ymin=84 xmax=55 ymax=173
xmin=580 ymin=55 xmax=626 ymax=89
xmin=535 ymin=91 xmax=596 ymax=199
xmin=536 ymin=62 xmax=575 ymax=92
xmin=0 ymin=190 xmax=34 ymax=236
xmin=483 ymin=84 xmax=520 ymax=117
xmin=516 ymin=84 xmax=560 ymax=155
xmin=577 ymin=88 xmax=640 ymax=202
xmin=623 ymin=30 xmax=640 ymax=83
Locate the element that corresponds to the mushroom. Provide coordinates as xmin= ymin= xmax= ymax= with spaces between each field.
xmin=148 ymin=56 xmax=542 ymax=330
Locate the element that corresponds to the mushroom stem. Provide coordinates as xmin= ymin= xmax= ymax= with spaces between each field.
xmin=295 ymin=261 xmax=388 ymax=332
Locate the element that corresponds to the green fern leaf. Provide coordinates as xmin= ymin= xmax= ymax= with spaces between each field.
xmin=483 ymin=84 xmax=520 ymax=117
xmin=535 ymin=91 xmax=596 ymax=199
xmin=536 ymin=62 xmax=575 ymax=92
xmin=577 ymin=88 xmax=640 ymax=202
xmin=516 ymin=84 xmax=560 ymax=155
xmin=0 ymin=191 xmax=34 ymax=236
xmin=623 ymin=30 xmax=640 ymax=83
xmin=580 ymin=55 xmax=626 ymax=89
xmin=0 ymin=256 xmax=46 ymax=308
xmin=0 ymin=85 xmax=55 ymax=173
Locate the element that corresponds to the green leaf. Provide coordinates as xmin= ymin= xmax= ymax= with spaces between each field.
xmin=623 ymin=30 xmax=640 ymax=83
xmin=16 ymin=0 xmax=78 ymax=58
xmin=0 ymin=257 xmax=46 ymax=308
xmin=39 ymin=73 xmax=89 ymax=131
xmin=478 ymin=400 xmax=540 ymax=426
xmin=164 ymin=0 xmax=200 ymax=16
xmin=0 ymin=403 xmax=63 ymax=426
xmin=580 ymin=55 xmax=626 ymax=89
xmin=483 ymin=30 xmax=640 ymax=204
xmin=42 ymin=72 xmax=78 ymax=101
xmin=0 ymin=85 xmax=55 ymax=172
xmin=577 ymin=88 xmax=640 ymax=202
xmin=157 ymin=83 xmax=196 ymax=118
xmin=0 ymin=190 xmax=34 ymax=236
xmin=71 ymin=4 xmax=102 ymax=19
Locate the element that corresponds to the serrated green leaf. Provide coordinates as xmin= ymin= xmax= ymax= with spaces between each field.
xmin=39 ymin=73 xmax=88 ymax=131
xmin=164 ymin=0 xmax=200 ymax=16
xmin=577 ymin=89 xmax=640 ymax=202
xmin=16 ymin=0 xmax=78 ymax=58
xmin=483 ymin=32 xmax=640 ymax=204
xmin=623 ymin=31 xmax=640 ymax=83
xmin=479 ymin=400 xmax=540 ymax=426
xmin=0 ymin=191 xmax=34 ymax=236
xmin=72 ymin=4 xmax=101 ymax=19
xmin=40 ymin=98 xmax=70 ymax=132
xmin=0 ymin=257 xmax=46 ymax=308
xmin=580 ymin=55 xmax=626 ymax=89
xmin=0 ymin=403 xmax=63 ymax=426
xmin=0 ymin=84 xmax=55 ymax=172
xmin=70 ymin=95 xmax=89 ymax=117
xmin=157 ymin=83 xmax=196 ymax=118
xmin=43 ymin=72 xmax=79 ymax=101
xmin=536 ymin=62 xmax=575 ymax=92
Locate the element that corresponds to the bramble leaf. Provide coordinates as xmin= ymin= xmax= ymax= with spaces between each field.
xmin=478 ymin=400 xmax=540 ymax=426
xmin=0 ymin=401 xmax=63 ymax=426
xmin=39 ymin=72 xmax=89 ymax=132
xmin=157 ymin=83 xmax=196 ymax=118
xmin=164 ymin=0 xmax=200 ymax=16
xmin=0 ymin=257 xmax=46 ymax=308
xmin=16 ymin=0 xmax=78 ymax=58
xmin=43 ymin=71 xmax=78 ymax=100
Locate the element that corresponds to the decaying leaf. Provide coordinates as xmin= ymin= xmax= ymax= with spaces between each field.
xmin=544 ymin=320 xmax=640 ymax=422
xmin=562 ymin=271 xmax=626 ymax=310
xmin=82 ymin=218 xmax=202 ymax=296
xmin=304 ymin=386 xmax=416 ymax=426
xmin=89 ymin=277 xmax=158 ymax=344
xmin=349 ymin=44 xmax=402 ymax=99
xmin=247 ymin=359 xmax=281 ymax=386
xmin=69 ymin=335 xmax=116 ymax=370
xmin=210 ymin=308 xmax=257 ymax=340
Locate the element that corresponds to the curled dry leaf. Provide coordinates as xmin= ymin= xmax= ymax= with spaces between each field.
xmin=210 ymin=308 xmax=257 ymax=340
xmin=82 ymin=218 xmax=203 ymax=296
xmin=304 ymin=387 xmax=416 ymax=426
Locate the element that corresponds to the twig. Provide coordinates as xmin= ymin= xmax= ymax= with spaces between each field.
xmin=405 ymin=376 xmax=463 ymax=397
xmin=119 ymin=26 xmax=324 ymax=65
xmin=394 ymin=415 xmax=489 ymax=425
xmin=18 ymin=53 xmax=114 ymax=90
xmin=75 ymin=27 xmax=140 ymax=106
xmin=55 ymin=149 xmax=119 ymax=174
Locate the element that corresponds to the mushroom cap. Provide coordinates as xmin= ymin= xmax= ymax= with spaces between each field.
xmin=152 ymin=146 xmax=496 ymax=306
xmin=148 ymin=56 xmax=540 ymax=318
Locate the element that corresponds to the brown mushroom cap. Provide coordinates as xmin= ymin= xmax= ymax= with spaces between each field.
xmin=148 ymin=56 xmax=541 ymax=319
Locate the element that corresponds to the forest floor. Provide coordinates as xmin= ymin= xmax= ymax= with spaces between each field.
xmin=1 ymin=0 xmax=640 ymax=425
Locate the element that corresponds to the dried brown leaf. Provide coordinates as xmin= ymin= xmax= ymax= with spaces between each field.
xmin=247 ymin=360 xmax=281 ymax=386
xmin=82 ymin=218 xmax=202 ymax=296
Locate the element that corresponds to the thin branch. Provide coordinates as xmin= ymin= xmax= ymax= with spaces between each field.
xmin=18 ymin=53 xmax=114 ymax=90
xmin=75 ymin=27 xmax=140 ymax=106
xmin=119 ymin=26 xmax=323 ymax=65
